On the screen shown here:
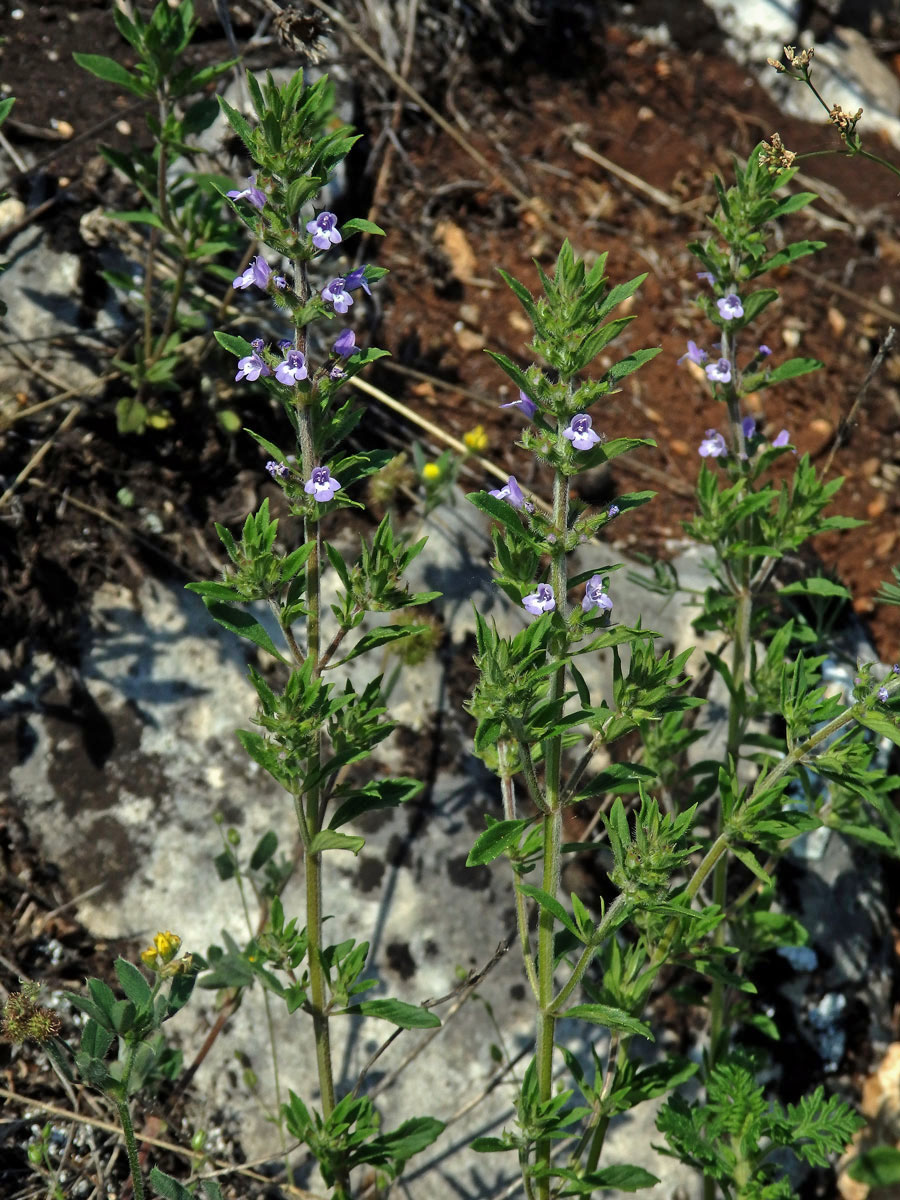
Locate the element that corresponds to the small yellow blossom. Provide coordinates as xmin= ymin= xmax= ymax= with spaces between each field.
xmin=462 ymin=424 xmax=488 ymax=453
xmin=422 ymin=462 xmax=441 ymax=482
xmin=140 ymin=946 xmax=159 ymax=969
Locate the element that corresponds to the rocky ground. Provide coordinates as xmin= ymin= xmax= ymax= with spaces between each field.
xmin=3 ymin=1 xmax=900 ymax=1197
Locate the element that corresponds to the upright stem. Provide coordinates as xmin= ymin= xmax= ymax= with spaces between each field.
xmin=534 ymin=466 xmax=569 ymax=1200
xmin=116 ymin=1044 xmax=145 ymax=1200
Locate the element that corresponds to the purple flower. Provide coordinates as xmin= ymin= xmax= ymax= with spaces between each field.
xmin=333 ymin=328 xmax=357 ymax=358
xmin=893 ymin=664 xmax=899 ymax=675
xmin=699 ymin=429 xmax=727 ymax=458
xmin=304 ymin=466 xmax=342 ymax=502
xmin=717 ymin=293 xmax=744 ymax=321
xmin=236 ymin=352 xmax=271 ymax=382
xmin=500 ymin=390 xmax=537 ymax=419
xmin=322 ymin=277 xmax=352 ymax=314
xmin=607 ymin=504 xmax=620 ymax=518
xmin=759 ymin=344 xmax=772 ymax=356
xmin=330 ymin=364 xmax=347 ymax=380
xmin=697 ymin=271 xmax=716 ymax=285
xmin=706 ymin=358 xmax=732 ymax=385
xmin=227 ymin=175 xmax=267 ymax=210
xmin=772 ymin=429 xmax=791 ymax=448
xmin=265 ymin=460 xmax=288 ymax=478
xmin=742 ymin=416 xmax=757 ymax=438
xmin=678 ymin=340 xmax=708 ymax=366
xmin=878 ymin=686 xmax=889 ymax=702
xmin=582 ymin=575 xmax=613 ymax=613
xmin=345 ymin=266 xmax=372 ymax=296
xmin=277 ymin=339 xmax=293 ymax=351
xmin=522 ymin=583 xmax=555 ymax=616
xmin=563 ymin=413 xmax=601 ymax=451
xmin=251 ymin=337 xmax=265 ymax=353
xmin=233 ymin=255 xmax=273 ymax=290
xmin=275 ymin=350 xmax=308 ymax=385
xmin=489 ymin=475 xmax=531 ymax=512
xmin=306 ymin=211 xmax=342 ymax=250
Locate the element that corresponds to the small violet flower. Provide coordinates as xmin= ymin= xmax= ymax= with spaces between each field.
xmin=345 ymin=265 xmax=371 ymax=295
xmin=742 ymin=417 xmax=757 ymax=438
xmin=275 ymin=350 xmax=309 ymax=385
xmin=233 ymin=255 xmax=272 ymax=290
xmin=522 ymin=583 xmax=555 ymax=616
xmin=304 ymin=466 xmax=342 ymax=503
xmin=697 ymin=271 xmax=716 ymax=285
xmin=333 ymin=328 xmax=357 ymax=358
xmin=772 ymin=429 xmax=791 ymax=448
xmin=706 ymin=358 xmax=732 ymax=385
xmin=759 ymin=344 xmax=772 ymax=356
xmin=699 ymin=429 xmax=727 ymax=458
xmin=717 ymin=293 xmax=744 ymax=321
xmin=228 ymin=177 xmax=266 ymax=210
xmin=330 ymin=364 xmax=347 ymax=381
xmin=265 ymin=460 xmax=288 ymax=478
xmin=322 ymin=277 xmax=352 ymax=314
xmin=500 ymin=390 xmax=537 ymax=419
xmin=489 ymin=475 xmax=532 ymax=512
xmin=233 ymin=255 xmax=285 ymax=290
xmin=306 ymin=211 xmax=342 ymax=251
xmin=563 ymin=413 xmax=601 ymax=452
xmin=878 ymin=686 xmax=889 ymax=702
xmin=251 ymin=338 xmax=265 ymax=353
xmin=582 ymin=575 xmax=613 ymax=614
xmin=678 ymin=340 xmax=708 ymax=366
xmin=236 ymin=352 xmax=271 ymax=382
xmin=227 ymin=175 xmax=267 ymax=210
xmin=607 ymin=504 xmax=620 ymax=518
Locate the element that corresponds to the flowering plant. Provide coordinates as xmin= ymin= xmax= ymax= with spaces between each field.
xmin=461 ymin=147 xmax=900 ymax=1199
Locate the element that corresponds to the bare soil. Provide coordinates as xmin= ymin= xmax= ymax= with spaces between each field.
xmin=3 ymin=2 xmax=900 ymax=1197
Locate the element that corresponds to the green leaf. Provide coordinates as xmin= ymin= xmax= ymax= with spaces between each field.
xmin=466 ymin=818 xmax=533 ymax=866
xmin=765 ymin=356 xmax=823 ymax=384
xmin=204 ymin=602 xmax=289 ymax=664
xmin=347 ymin=999 xmax=441 ymax=1028
xmin=365 ymin=1115 xmax=445 ymax=1162
xmin=847 ymin=1145 xmax=900 ymax=1186
xmin=308 ymin=830 xmax=365 ymax=856
xmin=149 ymin=1167 xmax=194 ymax=1200
xmin=109 ymin=210 xmax=168 ymax=231
xmin=561 ymin=1004 xmax=653 ymax=1040
xmin=330 ymin=626 xmax=428 ymax=667
xmin=114 ymin=958 xmax=152 ymax=1009
xmin=581 ymin=1165 xmax=660 ymax=1191
xmin=214 ymin=330 xmax=254 ymax=360
xmin=518 ymin=883 xmax=581 ymax=939
xmin=779 ymin=577 xmax=851 ymax=600
xmin=856 ymin=709 xmax=900 ymax=750
xmin=72 ymin=52 xmax=150 ymax=96
xmin=341 ymin=217 xmax=385 ymax=236
xmin=731 ymin=844 xmax=772 ymax=885
xmin=329 ymin=777 xmax=422 ymax=829
xmin=249 ymin=830 xmax=278 ymax=870
xmin=471 ymin=1136 xmax=514 ymax=1153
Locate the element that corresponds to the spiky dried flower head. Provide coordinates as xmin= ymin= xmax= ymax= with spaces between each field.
xmin=759 ymin=132 xmax=796 ymax=174
xmin=828 ymin=104 xmax=864 ymax=137
xmin=2 ymin=980 xmax=61 ymax=1044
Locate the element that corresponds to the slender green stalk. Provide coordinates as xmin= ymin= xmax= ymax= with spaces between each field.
xmin=116 ymin=1045 xmax=146 ymax=1200
xmin=533 ymin=464 xmax=570 ymax=1200
xmin=499 ymin=741 xmax=540 ymax=1001
xmin=548 ymin=894 xmax=628 ymax=1014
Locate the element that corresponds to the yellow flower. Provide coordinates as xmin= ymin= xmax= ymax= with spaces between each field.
xmin=153 ymin=931 xmax=182 ymax=964
xmin=140 ymin=946 xmax=159 ymax=969
xmin=463 ymin=424 xmax=488 ymax=453
xmin=422 ymin=462 xmax=441 ymax=482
